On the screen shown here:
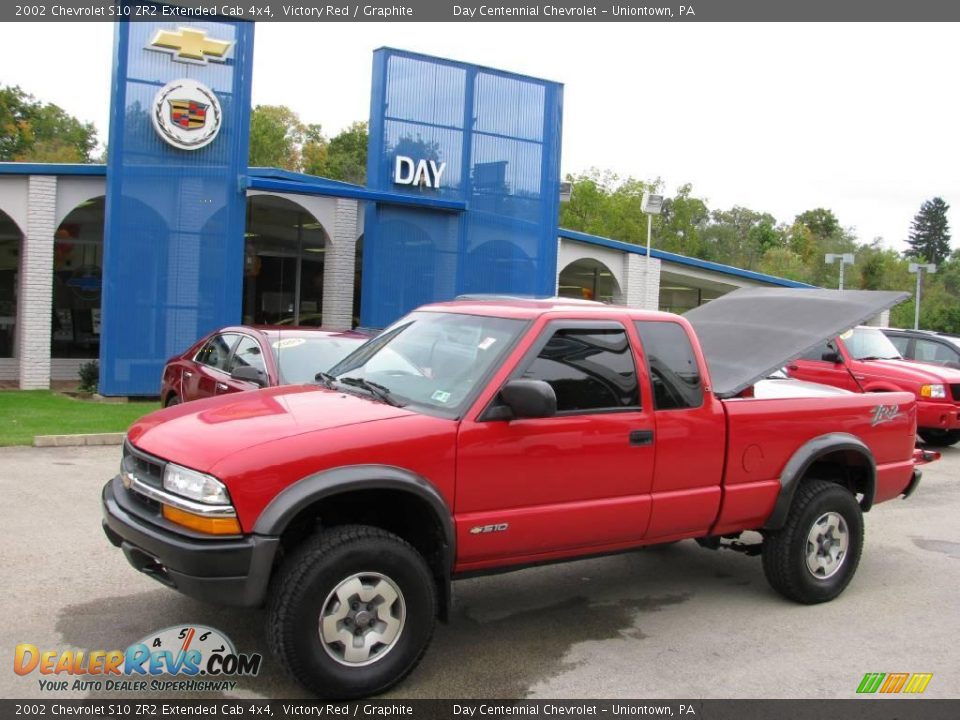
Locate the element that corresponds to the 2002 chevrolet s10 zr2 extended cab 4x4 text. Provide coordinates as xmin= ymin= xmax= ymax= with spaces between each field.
xmin=102 ymin=289 xmax=934 ymax=698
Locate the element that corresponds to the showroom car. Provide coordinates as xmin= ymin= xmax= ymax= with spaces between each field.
xmin=160 ymin=326 xmax=372 ymax=406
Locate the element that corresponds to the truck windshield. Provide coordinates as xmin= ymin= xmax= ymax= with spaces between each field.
xmin=327 ymin=311 xmax=526 ymax=415
xmin=847 ymin=327 xmax=902 ymax=361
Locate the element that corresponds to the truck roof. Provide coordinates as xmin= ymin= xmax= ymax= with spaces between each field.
xmin=419 ymin=297 xmax=678 ymax=321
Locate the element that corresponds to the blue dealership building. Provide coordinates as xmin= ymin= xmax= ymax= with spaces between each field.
xmin=0 ymin=18 xmax=811 ymax=395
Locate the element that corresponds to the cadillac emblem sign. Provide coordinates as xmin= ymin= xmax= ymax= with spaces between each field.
xmin=152 ymin=78 xmax=222 ymax=151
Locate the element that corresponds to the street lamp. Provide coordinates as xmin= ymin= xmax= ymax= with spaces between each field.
xmin=824 ymin=253 xmax=855 ymax=290
xmin=641 ymin=192 xmax=665 ymax=308
xmin=908 ymin=262 xmax=937 ymax=330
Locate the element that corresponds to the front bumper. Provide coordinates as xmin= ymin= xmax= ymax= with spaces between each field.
xmin=916 ymin=400 xmax=960 ymax=430
xmin=101 ymin=476 xmax=279 ymax=607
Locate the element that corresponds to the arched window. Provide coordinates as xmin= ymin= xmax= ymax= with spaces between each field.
xmin=52 ymin=197 xmax=104 ymax=358
xmin=558 ymin=258 xmax=623 ymax=304
xmin=0 ymin=209 xmax=23 ymax=358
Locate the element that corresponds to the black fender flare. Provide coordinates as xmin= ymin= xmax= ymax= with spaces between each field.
xmin=252 ymin=464 xmax=455 ymax=616
xmin=764 ymin=433 xmax=876 ymax=531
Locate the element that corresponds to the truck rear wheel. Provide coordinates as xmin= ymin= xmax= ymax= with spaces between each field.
xmin=267 ymin=525 xmax=437 ymax=698
xmin=918 ymin=428 xmax=960 ymax=447
xmin=762 ymin=480 xmax=863 ymax=604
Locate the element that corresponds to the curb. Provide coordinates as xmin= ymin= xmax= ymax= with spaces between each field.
xmin=34 ymin=433 xmax=126 ymax=448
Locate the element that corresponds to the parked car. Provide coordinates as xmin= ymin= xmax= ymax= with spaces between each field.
xmin=104 ymin=289 xmax=932 ymax=698
xmin=160 ymin=326 xmax=372 ymax=406
xmin=880 ymin=327 xmax=960 ymax=370
xmin=786 ymin=325 xmax=960 ymax=446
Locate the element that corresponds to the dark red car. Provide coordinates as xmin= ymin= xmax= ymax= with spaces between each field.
xmin=160 ymin=326 xmax=371 ymax=406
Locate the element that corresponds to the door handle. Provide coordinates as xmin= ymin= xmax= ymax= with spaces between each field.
xmin=183 ymin=371 xmax=193 ymax=379
xmin=787 ymin=364 xmax=798 ymax=371
xmin=216 ymin=382 xmax=228 ymax=392
xmin=629 ymin=429 xmax=654 ymax=446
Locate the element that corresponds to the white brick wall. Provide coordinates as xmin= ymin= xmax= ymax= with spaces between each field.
xmin=18 ymin=176 xmax=57 ymax=389
xmin=623 ymin=253 xmax=661 ymax=310
xmin=322 ymin=199 xmax=360 ymax=330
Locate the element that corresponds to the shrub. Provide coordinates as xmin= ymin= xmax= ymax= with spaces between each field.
xmin=78 ymin=360 xmax=99 ymax=393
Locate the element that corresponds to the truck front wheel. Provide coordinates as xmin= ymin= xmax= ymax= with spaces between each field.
xmin=762 ymin=480 xmax=864 ymax=604
xmin=918 ymin=428 xmax=960 ymax=447
xmin=267 ymin=525 xmax=437 ymax=698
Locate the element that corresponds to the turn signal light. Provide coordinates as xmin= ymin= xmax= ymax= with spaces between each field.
xmin=162 ymin=505 xmax=242 ymax=535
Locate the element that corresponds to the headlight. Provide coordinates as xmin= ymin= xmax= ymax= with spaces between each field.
xmin=163 ymin=463 xmax=231 ymax=505
xmin=919 ymin=384 xmax=947 ymax=399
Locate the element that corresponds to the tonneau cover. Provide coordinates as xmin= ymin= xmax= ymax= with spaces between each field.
xmin=683 ymin=288 xmax=909 ymax=398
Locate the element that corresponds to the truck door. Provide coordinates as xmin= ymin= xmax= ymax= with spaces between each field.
xmin=787 ymin=338 xmax=861 ymax=392
xmin=455 ymin=320 xmax=656 ymax=569
xmin=632 ymin=320 xmax=726 ymax=539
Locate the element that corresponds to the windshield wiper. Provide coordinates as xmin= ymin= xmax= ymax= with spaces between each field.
xmin=857 ymin=355 xmax=900 ymax=361
xmin=314 ymin=371 xmax=337 ymax=388
xmin=337 ymin=376 xmax=406 ymax=407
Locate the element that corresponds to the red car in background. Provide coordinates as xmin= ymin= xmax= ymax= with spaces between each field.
xmin=160 ymin=326 xmax=372 ymax=406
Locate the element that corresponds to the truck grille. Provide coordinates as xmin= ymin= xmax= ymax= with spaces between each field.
xmin=952 ymin=384 xmax=960 ymax=403
xmin=121 ymin=442 xmax=166 ymax=515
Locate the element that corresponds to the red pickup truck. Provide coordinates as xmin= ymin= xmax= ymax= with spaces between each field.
xmin=787 ymin=325 xmax=960 ymax=446
xmin=102 ymin=291 xmax=927 ymax=698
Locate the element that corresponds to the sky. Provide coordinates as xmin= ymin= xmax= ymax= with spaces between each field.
xmin=2 ymin=21 xmax=958 ymax=254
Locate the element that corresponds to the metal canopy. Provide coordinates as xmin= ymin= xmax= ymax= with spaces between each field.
xmin=683 ymin=288 xmax=910 ymax=398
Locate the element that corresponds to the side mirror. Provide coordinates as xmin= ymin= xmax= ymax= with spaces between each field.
xmin=498 ymin=379 xmax=557 ymax=419
xmin=231 ymin=365 xmax=267 ymax=387
xmin=821 ymin=350 xmax=842 ymax=364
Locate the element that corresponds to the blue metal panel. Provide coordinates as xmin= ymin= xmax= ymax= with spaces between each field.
xmin=0 ymin=163 xmax=106 ymax=176
xmin=362 ymin=48 xmax=564 ymax=328
xmin=100 ymin=13 xmax=254 ymax=395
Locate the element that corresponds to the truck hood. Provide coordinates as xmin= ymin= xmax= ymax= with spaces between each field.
xmin=685 ymin=288 xmax=910 ymax=398
xmin=860 ymin=358 xmax=960 ymax=385
xmin=127 ymin=385 xmax=415 ymax=472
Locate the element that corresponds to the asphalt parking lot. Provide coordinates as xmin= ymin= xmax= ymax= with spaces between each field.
xmin=2 ymin=443 xmax=958 ymax=700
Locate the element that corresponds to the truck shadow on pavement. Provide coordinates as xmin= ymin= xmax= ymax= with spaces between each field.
xmin=56 ymin=544 xmax=767 ymax=699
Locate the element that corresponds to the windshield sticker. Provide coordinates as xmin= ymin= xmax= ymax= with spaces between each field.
xmin=272 ymin=338 xmax=306 ymax=349
xmin=431 ymin=390 xmax=452 ymax=404
xmin=478 ymin=337 xmax=497 ymax=350
xmin=840 ymin=329 xmax=854 ymax=340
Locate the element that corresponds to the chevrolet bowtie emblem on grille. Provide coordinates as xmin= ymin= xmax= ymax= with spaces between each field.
xmin=146 ymin=27 xmax=233 ymax=65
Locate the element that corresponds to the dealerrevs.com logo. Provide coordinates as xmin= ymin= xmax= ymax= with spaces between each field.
xmin=14 ymin=625 xmax=262 ymax=693
xmin=856 ymin=672 xmax=933 ymax=694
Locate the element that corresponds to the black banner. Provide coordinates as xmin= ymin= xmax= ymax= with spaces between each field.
xmin=3 ymin=700 xmax=960 ymax=720
xmin=4 ymin=0 xmax=960 ymax=22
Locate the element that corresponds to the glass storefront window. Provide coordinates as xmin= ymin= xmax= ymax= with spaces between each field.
xmin=243 ymin=196 xmax=328 ymax=326
xmin=52 ymin=198 xmax=104 ymax=359
xmin=0 ymin=210 xmax=22 ymax=358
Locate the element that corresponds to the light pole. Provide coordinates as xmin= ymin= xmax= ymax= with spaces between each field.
xmin=908 ymin=262 xmax=937 ymax=330
xmin=641 ymin=192 xmax=664 ymax=308
xmin=824 ymin=253 xmax=855 ymax=290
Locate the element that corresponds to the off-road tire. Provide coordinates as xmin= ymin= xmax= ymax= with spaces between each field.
xmin=762 ymin=480 xmax=864 ymax=604
xmin=918 ymin=428 xmax=960 ymax=447
xmin=267 ymin=525 xmax=437 ymax=699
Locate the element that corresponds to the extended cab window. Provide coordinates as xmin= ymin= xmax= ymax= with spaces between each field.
xmin=195 ymin=333 xmax=239 ymax=372
xmin=634 ymin=321 xmax=703 ymax=410
xmin=522 ymin=328 xmax=640 ymax=413
xmin=799 ymin=340 xmax=835 ymax=362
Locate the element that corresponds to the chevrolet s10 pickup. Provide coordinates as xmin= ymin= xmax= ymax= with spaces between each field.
xmin=102 ymin=289 xmax=932 ymax=697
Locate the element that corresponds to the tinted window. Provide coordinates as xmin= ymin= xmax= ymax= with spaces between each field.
xmin=230 ymin=336 xmax=267 ymax=375
xmin=799 ymin=340 xmax=835 ymax=362
xmin=194 ymin=333 xmax=239 ymax=371
xmin=886 ymin=335 xmax=910 ymax=355
xmin=522 ymin=328 xmax=640 ymax=413
xmin=914 ymin=338 xmax=959 ymax=365
xmin=634 ymin=321 xmax=703 ymax=410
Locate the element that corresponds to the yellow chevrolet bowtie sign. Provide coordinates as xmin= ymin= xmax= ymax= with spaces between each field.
xmin=147 ymin=27 xmax=232 ymax=65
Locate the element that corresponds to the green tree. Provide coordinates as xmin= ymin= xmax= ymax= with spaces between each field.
xmin=307 ymin=121 xmax=368 ymax=184
xmin=905 ymin=197 xmax=951 ymax=265
xmin=248 ymin=105 xmax=305 ymax=170
xmin=0 ymin=85 xmax=98 ymax=162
